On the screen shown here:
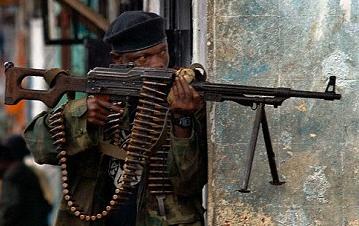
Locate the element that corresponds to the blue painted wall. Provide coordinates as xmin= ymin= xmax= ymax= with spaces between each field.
xmin=206 ymin=0 xmax=359 ymax=225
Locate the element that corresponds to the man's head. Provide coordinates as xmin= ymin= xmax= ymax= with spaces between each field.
xmin=103 ymin=11 xmax=169 ymax=68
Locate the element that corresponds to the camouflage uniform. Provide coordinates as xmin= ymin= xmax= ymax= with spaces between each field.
xmin=24 ymin=98 xmax=207 ymax=226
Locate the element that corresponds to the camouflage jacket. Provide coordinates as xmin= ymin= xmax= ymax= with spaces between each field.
xmin=24 ymin=98 xmax=207 ymax=226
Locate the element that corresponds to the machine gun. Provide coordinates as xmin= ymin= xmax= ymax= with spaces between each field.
xmin=3 ymin=62 xmax=341 ymax=192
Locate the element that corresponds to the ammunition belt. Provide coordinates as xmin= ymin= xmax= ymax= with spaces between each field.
xmin=147 ymin=126 xmax=174 ymax=195
xmin=48 ymin=74 xmax=173 ymax=222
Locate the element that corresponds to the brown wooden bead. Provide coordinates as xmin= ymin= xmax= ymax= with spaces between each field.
xmin=112 ymin=195 xmax=118 ymax=200
xmin=85 ymin=216 xmax=91 ymax=221
xmin=115 ymin=188 xmax=120 ymax=194
xmin=106 ymin=206 xmax=112 ymax=211
xmin=62 ymin=183 xmax=68 ymax=188
xmin=59 ymin=157 xmax=66 ymax=163
xmin=91 ymin=216 xmax=96 ymax=221
xmin=70 ymin=207 xmax=76 ymax=212
xmin=110 ymin=200 xmax=116 ymax=205
xmin=80 ymin=215 xmax=85 ymax=220
xmin=63 ymin=189 xmax=69 ymax=194
xmin=67 ymin=201 xmax=73 ymax=206
xmin=74 ymin=211 xmax=80 ymax=216
xmin=64 ymin=195 xmax=71 ymax=200
xmin=61 ymin=163 xmax=67 ymax=169
xmin=59 ymin=151 xmax=66 ymax=156
xmin=102 ymin=211 xmax=108 ymax=216
xmin=62 ymin=170 xmax=68 ymax=176
xmin=62 ymin=176 xmax=68 ymax=182
xmin=96 ymin=214 xmax=102 ymax=219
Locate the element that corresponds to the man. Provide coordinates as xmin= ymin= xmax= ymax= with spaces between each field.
xmin=0 ymin=135 xmax=52 ymax=226
xmin=24 ymin=11 xmax=207 ymax=226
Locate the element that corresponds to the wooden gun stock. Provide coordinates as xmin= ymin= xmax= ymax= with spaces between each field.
xmin=4 ymin=62 xmax=87 ymax=107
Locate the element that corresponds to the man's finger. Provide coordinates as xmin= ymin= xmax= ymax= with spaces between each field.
xmin=176 ymin=76 xmax=186 ymax=100
xmin=180 ymin=76 xmax=192 ymax=101
xmin=109 ymin=105 xmax=124 ymax=114
xmin=176 ymin=78 xmax=184 ymax=101
xmin=94 ymin=104 xmax=111 ymax=117
xmin=96 ymin=98 xmax=114 ymax=111
xmin=173 ymin=77 xmax=181 ymax=99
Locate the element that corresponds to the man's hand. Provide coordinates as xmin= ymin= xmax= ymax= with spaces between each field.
xmin=170 ymin=76 xmax=202 ymax=116
xmin=169 ymin=76 xmax=203 ymax=138
xmin=86 ymin=95 xmax=124 ymax=127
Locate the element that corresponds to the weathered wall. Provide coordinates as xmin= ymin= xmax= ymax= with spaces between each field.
xmin=206 ymin=0 xmax=359 ymax=225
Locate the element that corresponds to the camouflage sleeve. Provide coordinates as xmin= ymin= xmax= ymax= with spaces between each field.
xmin=24 ymin=98 xmax=98 ymax=165
xmin=167 ymin=107 xmax=208 ymax=196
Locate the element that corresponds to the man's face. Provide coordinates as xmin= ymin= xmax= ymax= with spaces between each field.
xmin=111 ymin=41 xmax=169 ymax=68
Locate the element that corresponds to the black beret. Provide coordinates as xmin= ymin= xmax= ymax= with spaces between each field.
xmin=103 ymin=11 xmax=166 ymax=53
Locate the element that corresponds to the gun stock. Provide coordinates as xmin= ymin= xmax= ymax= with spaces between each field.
xmin=4 ymin=62 xmax=87 ymax=107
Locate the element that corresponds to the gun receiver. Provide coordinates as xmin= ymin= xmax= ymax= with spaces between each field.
xmin=4 ymin=62 xmax=342 ymax=192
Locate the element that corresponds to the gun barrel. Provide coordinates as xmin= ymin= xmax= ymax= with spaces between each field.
xmin=286 ymin=89 xmax=341 ymax=100
xmin=192 ymin=82 xmax=341 ymax=103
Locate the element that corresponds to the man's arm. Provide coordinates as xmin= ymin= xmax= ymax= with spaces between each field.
xmin=167 ymin=75 xmax=208 ymax=195
xmin=24 ymin=93 xmax=124 ymax=165
xmin=168 ymin=106 xmax=208 ymax=196
xmin=24 ymin=98 xmax=94 ymax=164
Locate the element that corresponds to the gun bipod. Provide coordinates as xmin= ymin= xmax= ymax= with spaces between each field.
xmin=237 ymin=103 xmax=285 ymax=193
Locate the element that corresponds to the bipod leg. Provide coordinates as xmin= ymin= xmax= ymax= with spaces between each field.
xmin=261 ymin=106 xmax=285 ymax=186
xmin=237 ymin=103 xmax=263 ymax=193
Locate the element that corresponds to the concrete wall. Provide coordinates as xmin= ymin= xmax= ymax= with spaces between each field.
xmin=206 ymin=0 xmax=359 ymax=225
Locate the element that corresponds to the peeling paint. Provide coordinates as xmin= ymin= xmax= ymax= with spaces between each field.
xmin=286 ymin=151 xmax=293 ymax=157
xmin=349 ymin=220 xmax=359 ymax=226
xmin=216 ymin=200 xmax=274 ymax=226
xmin=322 ymin=50 xmax=350 ymax=81
xmin=340 ymin=0 xmax=352 ymax=22
xmin=295 ymin=100 xmax=308 ymax=112
xmin=209 ymin=102 xmax=218 ymax=144
xmin=223 ymin=60 xmax=269 ymax=81
xmin=303 ymin=166 xmax=330 ymax=203
xmin=309 ymin=133 xmax=317 ymax=138
xmin=313 ymin=0 xmax=329 ymax=42
xmin=280 ymin=131 xmax=293 ymax=150
xmin=354 ymin=167 xmax=359 ymax=175
xmin=276 ymin=208 xmax=309 ymax=226
xmin=344 ymin=22 xmax=359 ymax=34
